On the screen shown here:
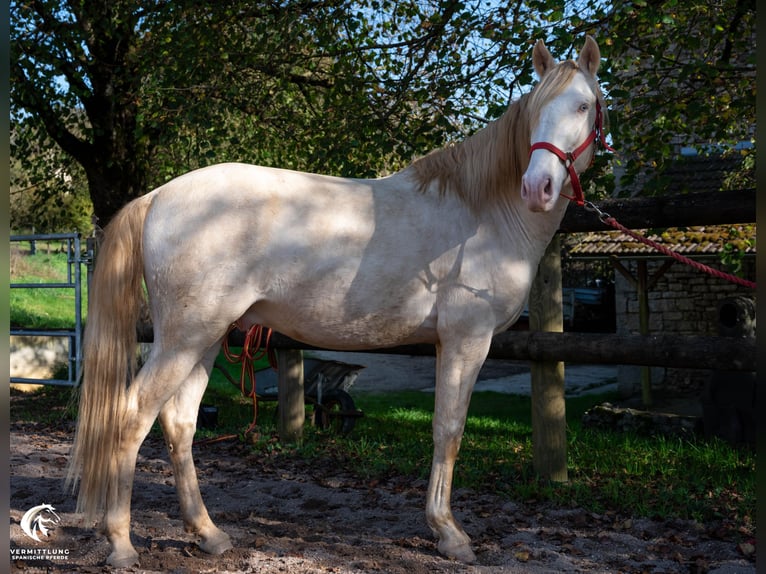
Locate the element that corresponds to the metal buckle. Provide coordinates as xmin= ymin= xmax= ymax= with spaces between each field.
xmin=583 ymin=200 xmax=611 ymax=222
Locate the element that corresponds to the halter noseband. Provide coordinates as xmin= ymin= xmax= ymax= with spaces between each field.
xmin=528 ymin=99 xmax=615 ymax=206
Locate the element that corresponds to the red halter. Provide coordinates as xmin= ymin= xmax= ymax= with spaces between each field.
xmin=528 ymin=100 xmax=615 ymax=206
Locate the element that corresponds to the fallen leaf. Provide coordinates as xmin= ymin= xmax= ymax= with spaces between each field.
xmin=614 ymin=518 xmax=632 ymax=530
xmin=513 ymin=550 xmax=530 ymax=562
xmin=737 ymin=541 xmax=755 ymax=557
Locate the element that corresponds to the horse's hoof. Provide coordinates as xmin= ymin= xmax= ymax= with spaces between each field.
xmin=106 ymin=548 xmax=139 ymax=568
xmin=439 ymin=540 xmax=477 ymax=564
xmin=199 ymin=531 xmax=233 ymax=555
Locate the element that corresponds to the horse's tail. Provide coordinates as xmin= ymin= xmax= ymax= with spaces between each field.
xmin=66 ymin=194 xmax=154 ymax=521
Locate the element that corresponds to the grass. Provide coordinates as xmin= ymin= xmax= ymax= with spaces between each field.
xmin=193 ymin=364 xmax=755 ymax=529
xmin=10 ymin=244 xmax=87 ymax=330
xmin=13 ymin=374 xmax=755 ymax=534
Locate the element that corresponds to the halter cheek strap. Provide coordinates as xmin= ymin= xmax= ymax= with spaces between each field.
xmin=528 ymin=100 xmax=615 ymax=206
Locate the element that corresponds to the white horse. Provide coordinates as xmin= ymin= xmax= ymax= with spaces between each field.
xmin=67 ymin=36 xmax=609 ymax=567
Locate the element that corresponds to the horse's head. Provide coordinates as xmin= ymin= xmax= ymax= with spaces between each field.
xmin=521 ymin=36 xmax=607 ymax=213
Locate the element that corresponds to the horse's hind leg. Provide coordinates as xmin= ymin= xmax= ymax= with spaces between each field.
xmin=103 ymin=410 xmax=156 ymax=568
xmin=158 ymin=346 xmax=232 ymax=556
xmin=101 ymin=350 xmax=204 ymax=567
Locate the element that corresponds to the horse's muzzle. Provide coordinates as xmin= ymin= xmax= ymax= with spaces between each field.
xmin=521 ymin=173 xmax=556 ymax=212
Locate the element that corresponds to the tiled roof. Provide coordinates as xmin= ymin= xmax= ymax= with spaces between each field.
xmin=616 ymin=153 xmax=752 ymax=197
xmin=654 ymin=155 xmax=745 ymax=194
xmin=568 ymin=224 xmax=756 ymax=258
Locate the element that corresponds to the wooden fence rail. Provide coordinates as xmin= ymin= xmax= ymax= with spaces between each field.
xmin=215 ymin=329 xmax=755 ymax=372
xmin=558 ymin=188 xmax=755 ymax=232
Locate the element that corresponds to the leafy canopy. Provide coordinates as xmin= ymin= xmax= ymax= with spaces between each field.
xmin=11 ymin=0 xmax=755 ymax=229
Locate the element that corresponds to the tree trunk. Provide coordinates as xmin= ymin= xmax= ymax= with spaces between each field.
xmin=83 ymin=156 xmax=147 ymax=228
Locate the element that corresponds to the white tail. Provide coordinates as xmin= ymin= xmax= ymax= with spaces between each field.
xmin=66 ymin=194 xmax=153 ymax=521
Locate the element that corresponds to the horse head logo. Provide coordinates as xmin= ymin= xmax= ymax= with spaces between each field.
xmin=20 ymin=504 xmax=61 ymax=542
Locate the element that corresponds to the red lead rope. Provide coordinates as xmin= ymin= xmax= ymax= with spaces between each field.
xmin=533 ymin=100 xmax=754 ymax=290
xmin=221 ymin=323 xmax=277 ymax=436
xmin=194 ymin=325 xmax=277 ymax=446
xmin=584 ymin=201 xmax=756 ymax=290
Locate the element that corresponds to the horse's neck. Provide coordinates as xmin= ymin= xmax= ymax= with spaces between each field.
xmin=455 ymin=100 xmax=530 ymax=212
xmin=453 ymin=93 xmax=571 ymax=255
xmin=407 ymin=94 xmax=532 ymax=215
xmin=402 ymin=89 xmax=568 ymax=262
xmin=501 ymin=191 xmax=569 ymax=259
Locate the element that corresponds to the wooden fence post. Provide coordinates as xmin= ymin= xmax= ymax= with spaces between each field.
xmin=611 ymin=257 xmax=675 ymax=407
xmin=529 ymin=235 xmax=568 ymax=482
xmin=277 ymin=349 xmax=304 ymax=443
xmin=637 ymin=261 xmax=652 ymax=407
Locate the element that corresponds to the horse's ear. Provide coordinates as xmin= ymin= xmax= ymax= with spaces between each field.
xmin=577 ymin=36 xmax=601 ymax=77
xmin=533 ymin=39 xmax=556 ymax=78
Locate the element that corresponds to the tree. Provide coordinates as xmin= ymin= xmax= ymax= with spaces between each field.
xmin=599 ymin=0 xmax=756 ymax=196
xmin=13 ymin=0 xmax=155 ymax=225
xmin=10 ymin=0 xmax=594 ymax=227
xmin=10 ymin=141 xmax=93 ymax=234
xmin=11 ymin=0 xmax=755 ymax=230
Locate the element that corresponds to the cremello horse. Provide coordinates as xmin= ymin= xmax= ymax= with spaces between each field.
xmin=67 ymin=36 xmax=609 ymax=566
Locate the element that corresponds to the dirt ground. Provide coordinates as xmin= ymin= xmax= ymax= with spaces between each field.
xmin=10 ymin=414 xmax=755 ymax=573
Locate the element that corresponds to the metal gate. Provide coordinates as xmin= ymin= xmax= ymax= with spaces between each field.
xmin=10 ymin=233 xmax=94 ymax=387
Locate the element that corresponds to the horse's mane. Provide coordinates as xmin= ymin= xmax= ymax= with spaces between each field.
xmin=410 ymin=60 xmax=606 ymax=211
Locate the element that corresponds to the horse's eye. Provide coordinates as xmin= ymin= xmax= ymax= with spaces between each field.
xmin=578 ymin=103 xmax=590 ymax=113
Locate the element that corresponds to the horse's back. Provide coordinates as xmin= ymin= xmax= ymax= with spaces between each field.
xmin=140 ymin=162 xmax=529 ymax=350
xmin=141 ymin=163 xmax=441 ymax=346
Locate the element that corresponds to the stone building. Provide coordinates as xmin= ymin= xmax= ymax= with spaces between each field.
xmin=568 ymin=224 xmax=756 ymax=400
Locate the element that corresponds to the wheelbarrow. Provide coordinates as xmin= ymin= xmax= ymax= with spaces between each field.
xmin=210 ymin=357 xmax=365 ymax=435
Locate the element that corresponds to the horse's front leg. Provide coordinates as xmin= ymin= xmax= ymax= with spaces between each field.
xmin=426 ymin=334 xmax=492 ymax=563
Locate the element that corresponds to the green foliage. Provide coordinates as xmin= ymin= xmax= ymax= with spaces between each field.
xmin=719 ymin=224 xmax=755 ymax=276
xmin=722 ymin=147 xmax=756 ymax=191
xmin=11 ymin=0 xmax=755 ymax=229
xmin=10 ymin=126 xmax=93 ymax=234
xmin=600 ymin=0 xmax=755 ymax=195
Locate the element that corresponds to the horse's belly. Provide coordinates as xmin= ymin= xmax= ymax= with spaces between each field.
xmin=240 ymin=288 xmax=439 ymax=350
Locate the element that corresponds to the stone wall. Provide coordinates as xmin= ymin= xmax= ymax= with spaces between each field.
xmin=614 ymin=257 xmax=756 ymax=398
xmin=9 ymin=335 xmax=71 ymax=392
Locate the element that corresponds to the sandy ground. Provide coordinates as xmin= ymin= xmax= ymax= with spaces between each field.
xmin=9 ymin=354 xmax=754 ymax=573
